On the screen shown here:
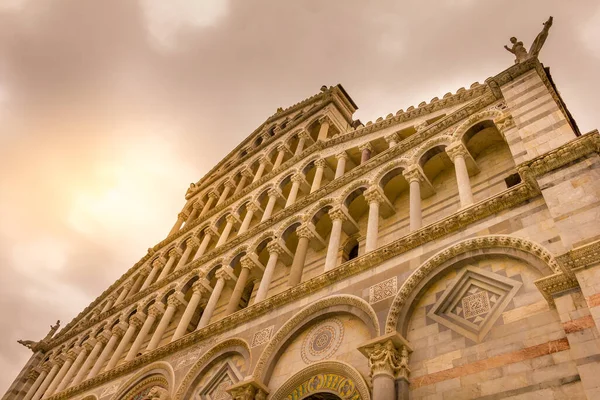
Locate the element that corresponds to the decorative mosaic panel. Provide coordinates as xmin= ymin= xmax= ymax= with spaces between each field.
xmin=251 ymin=325 xmax=274 ymax=348
xmin=369 ymin=276 xmax=397 ymax=304
xmin=428 ymin=266 xmax=522 ymax=342
xmin=285 ymin=373 xmax=362 ymax=400
xmin=301 ymin=318 xmax=344 ymax=364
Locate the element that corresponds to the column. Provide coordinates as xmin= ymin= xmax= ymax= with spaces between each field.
xmin=364 ymin=188 xmax=383 ymax=253
xmin=234 ymin=169 xmax=253 ymax=196
xmin=285 ymin=174 xmax=303 ymax=207
xmin=106 ymin=314 xmax=144 ymax=370
xmin=225 ymin=261 xmax=253 ymax=315
xmin=101 ymin=295 xmax=117 ymax=313
xmin=317 ymin=116 xmax=330 ymax=141
xmin=197 ymin=267 xmax=235 ymax=329
xmin=114 ymin=282 xmax=133 ymax=305
xmin=185 ymin=201 xmax=202 ymax=224
xmin=141 ymin=258 xmax=163 ymax=291
xmin=146 ymin=296 xmax=180 ymax=352
xmin=310 ymin=159 xmax=326 ymax=193
xmin=44 ymin=353 xmax=74 ymax=397
xmin=156 ymin=250 xmax=178 ymax=281
xmin=272 ymin=145 xmax=287 ymax=170
xmin=55 ymin=347 xmax=87 ymax=393
xmin=217 ymin=180 xmax=236 ymax=206
xmin=359 ymin=143 xmax=373 ymax=164
xmin=129 ymin=268 xmax=150 ymax=296
xmin=72 ymin=339 xmax=103 ymax=386
xmin=403 ymin=167 xmax=423 ymax=231
xmin=288 ymin=225 xmax=312 ymax=287
xmin=195 ymin=228 xmax=216 ymax=259
xmin=294 ymin=131 xmax=309 ymax=156
xmin=30 ymin=364 xmax=59 ymax=400
xmin=252 ymin=158 xmax=268 ymax=183
xmin=260 ymin=189 xmax=279 ymax=222
xmin=172 ymin=282 xmax=206 ymax=341
xmin=216 ymin=215 xmax=238 ymax=247
xmin=254 ymin=243 xmax=282 ymax=303
xmin=168 ymin=212 xmax=187 ymax=236
xmin=200 ymin=192 xmax=218 ymax=216
xmin=174 ymin=237 xmax=199 ymax=271
xmin=23 ymin=369 xmax=47 ymax=400
xmin=360 ymin=339 xmax=411 ymax=400
xmin=334 ymin=153 xmax=348 ymax=179
xmin=385 ymin=132 xmax=399 ymax=148
xmin=87 ymin=329 xmax=116 ymax=380
xmin=324 ymin=207 xmax=346 ymax=271
xmin=126 ymin=305 xmax=161 ymax=361
xmin=238 ymin=203 xmax=258 ymax=235
xmin=447 ymin=144 xmax=474 ymax=208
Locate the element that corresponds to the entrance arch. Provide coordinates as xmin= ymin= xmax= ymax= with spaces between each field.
xmin=270 ymin=361 xmax=370 ymax=400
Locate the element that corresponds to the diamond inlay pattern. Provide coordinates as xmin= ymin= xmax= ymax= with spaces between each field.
xmin=428 ymin=266 xmax=522 ymax=342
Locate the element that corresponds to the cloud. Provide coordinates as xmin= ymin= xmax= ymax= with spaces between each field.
xmin=0 ymin=0 xmax=599 ymax=393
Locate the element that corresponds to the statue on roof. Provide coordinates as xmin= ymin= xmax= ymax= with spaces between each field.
xmin=43 ymin=320 xmax=60 ymax=341
xmin=185 ymin=182 xmax=197 ymax=199
xmin=504 ymin=16 xmax=553 ymax=63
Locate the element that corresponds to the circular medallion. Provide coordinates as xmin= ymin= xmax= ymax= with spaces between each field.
xmin=301 ymin=318 xmax=344 ymax=364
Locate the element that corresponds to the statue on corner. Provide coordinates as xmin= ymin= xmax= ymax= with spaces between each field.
xmin=504 ymin=16 xmax=553 ymax=63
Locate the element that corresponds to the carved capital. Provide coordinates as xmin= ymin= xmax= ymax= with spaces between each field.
xmin=359 ymin=334 xmax=412 ymax=381
xmin=446 ymin=143 xmax=470 ymax=161
xmin=224 ymin=179 xmax=237 ymax=190
xmin=111 ymin=323 xmax=127 ymax=338
xmin=240 ymin=255 xmax=260 ymax=272
xmin=298 ymin=130 xmax=311 ymax=141
xmin=208 ymin=191 xmax=220 ymax=200
xmin=129 ymin=312 xmax=146 ymax=328
xmin=415 ymin=121 xmax=428 ymax=131
xmin=192 ymin=201 xmax=204 ymax=210
xmin=140 ymin=266 xmax=152 ymax=277
xmin=226 ymin=213 xmax=241 ymax=225
xmin=203 ymin=226 xmax=219 ymax=238
xmin=291 ymin=173 xmax=305 ymax=184
xmin=358 ymin=142 xmax=373 ymax=153
xmin=318 ymin=115 xmax=330 ymax=125
xmin=227 ymin=380 xmax=269 ymax=400
xmin=384 ymin=132 xmax=400 ymax=145
xmin=335 ymin=152 xmax=348 ymax=161
xmin=97 ymin=329 xmax=112 ymax=344
xmin=167 ymin=295 xmax=184 ymax=309
xmin=246 ymin=202 xmax=260 ymax=213
xmin=266 ymin=241 xmax=285 ymax=256
xmin=169 ymin=247 xmax=184 ymax=258
xmin=402 ymin=166 xmax=423 ymax=183
xmin=82 ymin=341 xmax=95 ymax=353
xmin=276 ymin=144 xmax=288 ymax=153
xmin=241 ymin=168 xmax=254 ymax=180
xmin=364 ymin=186 xmax=385 ymax=205
xmin=267 ymin=188 xmax=282 ymax=199
xmin=186 ymin=237 xmax=201 ymax=247
xmin=328 ymin=207 xmax=347 ymax=222
xmin=152 ymin=257 xmax=167 ymax=268
xmin=296 ymin=223 xmax=314 ymax=240
xmin=27 ymin=369 xmax=40 ymax=381
xmin=314 ymin=158 xmax=327 ymax=169
xmin=148 ymin=304 xmax=164 ymax=318
xmin=177 ymin=212 xmax=188 ymax=220
xmin=215 ymin=266 xmax=236 ymax=282
xmin=191 ymin=280 xmax=211 ymax=296
xmin=65 ymin=350 xmax=78 ymax=362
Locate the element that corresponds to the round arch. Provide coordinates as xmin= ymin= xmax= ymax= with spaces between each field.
xmin=174 ymin=338 xmax=251 ymax=400
xmin=409 ymin=134 xmax=454 ymax=166
xmin=338 ymin=179 xmax=372 ymax=206
xmin=252 ymin=294 xmax=379 ymax=383
xmin=270 ymin=361 xmax=371 ymax=400
xmin=385 ymin=235 xmax=562 ymax=334
xmin=111 ymin=361 xmax=174 ymax=400
xmin=452 ymin=109 xmax=506 ymax=141
xmin=372 ymin=157 xmax=411 ymax=187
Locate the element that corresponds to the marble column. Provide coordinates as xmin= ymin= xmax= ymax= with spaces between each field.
xmin=87 ymin=329 xmax=117 ymax=380
xmin=359 ymin=143 xmax=373 ymax=164
xmin=156 ymin=249 xmax=179 ymax=281
xmin=385 ymin=133 xmax=399 ymax=148
xmin=195 ymin=228 xmax=216 ymax=259
xmin=141 ymin=258 xmax=164 ymax=291
xmin=198 ymin=267 xmax=235 ymax=329
xmin=114 ymin=282 xmax=133 ymax=305
xmin=317 ymin=116 xmax=330 ymax=141
xmin=295 ymin=131 xmax=310 ymax=156
xmin=252 ymin=158 xmax=269 ymax=183
xmin=172 ymin=282 xmax=206 ymax=341
xmin=126 ymin=305 xmax=162 ymax=360
xmin=403 ymin=167 xmax=423 ymax=231
xmin=185 ymin=201 xmax=202 ymax=224
xmin=216 ymin=214 xmax=239 ymax=247
xmin=288 ymin=225 xmax=312 ymax=287
xmin=261 ymin=189 xmax=279 ymax=222
xmin=360 ymin=339 xmax=412 ymax=400
xmin=200 ymin=192 xmax=218 ymax=217
xmin=129 ymin=267 xmax=150 ymax=296
xmin=55 ymin=346 xmax=88 ymax=392
xmin=272 ymin=145 xmax=287 ymax=170
xmin=334 ymin=153 xmax=348 ymax=179
xmin=147 ymin=297 xmax=182 ymax=352
xmin=101 ymin=295 xmax=117 ymax=313
xmin=23 ymin=369 xmax=47 ymax=400
xmin=106 ymin=314 xmax=144 ymax=370
xmin=238 ymin=203 xmax=258 ymax=234
xmin=168 ymin=212 xmax=187 ymax=237
xmin=324 ymin=207 xmax=347 ymax=271
xmin=285 ymin=174 xmax=303 ymax=207
xmin=234 ymin=169 xmax=253 ymax=196
xmin=447 ymin=144 xmax=474 ymax=207
xmin=310 ymin=159 xmax=326 ymax=193
xmin=44 ymin=353 xmax=74 ymax=397
xmin=254 ymin=243 xmax=282 ymax=303
xmin=72 ymin=339 xmax=103 ymax=386
xmin=174 ymin=237 xmax=199 ymax=271
xmin=30 ymin=364 xmax=59 ymax=400
xmin=364 ymin=187 xmax=384 ymax=253
xmin=225 ymin=260 xmax=253 ymax=315
xmin=217 ymin=180 xmax=235 ymax=206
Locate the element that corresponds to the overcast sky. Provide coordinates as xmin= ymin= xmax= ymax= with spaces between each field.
xmin=1 ymin=0 xmax=599 ymax=392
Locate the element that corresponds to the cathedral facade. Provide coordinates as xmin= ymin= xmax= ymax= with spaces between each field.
xmin=4 ymin=53 xmax=600 ymax=399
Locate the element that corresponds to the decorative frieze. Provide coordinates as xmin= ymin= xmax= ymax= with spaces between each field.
xmin=369 ymin=277 xmax=398 ymax=304
xmin=251 ymin=326 xmax=274 ymax=348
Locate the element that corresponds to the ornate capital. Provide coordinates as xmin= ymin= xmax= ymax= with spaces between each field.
xmin=152 ymin=257 xmax=167 ymax=268
xmin=186 ymin=237 xmax=201 ymax=247
xmin=259 ymin=156 xmax=271 ymax=165
xmin=169 ymin=247 xmax=184 ymax=258
xmin=364 ymin=186 xmax=385 ymax=205
xmin=111 ymin=323 xmax=127 ymax=338
xmin=27 ymin=369 xmax=40 ymax=381
xmin=446 ymin=143 xmax=470 ymax=161
xmin=191 ymin=280 xmax=211 ymax=296
xmin=358 ymin=142 xmax=373 ymax=153
xmin=97 ymin=329 xmax=112 ymax=344
xmin=415 ymin=121 xmax=428 ymax=131
xmin=122 ymin=281 xmax=134 ymax=290
xmin=240 ymin=255 xmax=260 ymax=272
xmin=177 ymin=212 xmax=188 ymax=220
xmin=140 ymin=266 xmax=152 ymax=276
xmin=82 ymin=341 xmax=95 ymax=353
xmin=192 ymin=201 xmax=204 ymax=210
xmin=359 ymin=334 xmax=412 ymax=381
xmin=335 ymin=152 xmax=348 ymax=160
xmin=215 ymin=266 xmax=236 ymax=282
xmin=328 ymin=207 xmax=347 ymax=222
xmin=208 ymin=191 xmax=220 ymax=200
xmin=291 ymin=173 xmax=305 ymax=184
xmin=241 ymin=168 xmax=254 ymax=180
xmin=296 ymin=223 xmax=314 ymax=240
xmin=266 ymin=241 xmax=285 ymax=256
xmin=384 ymin=132 xmax=400 ymax=145
xmin=267 ymin=188 xmax=281 ymax=199
xmin=167 ymin=296 xmax=184 ymax=309
xmin=402 ymin=166 xmax=423 ymax=183
xmin=203 ymin=226 xmax=219 ymax=238
xmin=224 ymin=179 xmax=237 ymax=190
xmin=298 ymin=130 xmax=311 ymax=141
xmin=276 ymin=144 xmax=288 ymax=153
xmin=148 ymin=305 xmax=164 ymax=318
xmin=314 ymin=158 xmax=327 ymax=169
xmin=226 ymin=214 xmax=240 ymax=225
xmin=246 ymin=202 xmax=260 ymax=213
xmin=66 ymin=350 xmax=78 ymax=362
xmin=228 ymin=380 xmax=269 ymax=400
xmin=129 ymin=313 xmax=146 ymax=328
xmin=318 ymin=115 xmax=330 ymax=125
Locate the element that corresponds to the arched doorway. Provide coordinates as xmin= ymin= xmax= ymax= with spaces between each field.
xmin=305 ymin=394 xmax=342 ymax=400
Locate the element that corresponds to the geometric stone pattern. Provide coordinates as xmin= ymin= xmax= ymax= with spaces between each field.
xmin=251 ymin=325 xmax=274 ymax=348
xmin=428 ymin=266 xmax=522 ymax=342
xmin=301 ymin=318 xmax=344 ymax=364
xmin=369 ymin=276 xmax=397 ymax=304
